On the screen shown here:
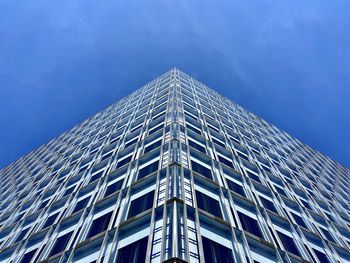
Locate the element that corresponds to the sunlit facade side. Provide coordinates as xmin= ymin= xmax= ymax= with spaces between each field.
xmin=0 ymin=68 xmax=349 ymax=263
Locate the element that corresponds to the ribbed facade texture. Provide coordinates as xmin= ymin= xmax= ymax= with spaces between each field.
xmin=0 ymin=68 xmax=349 ymax=263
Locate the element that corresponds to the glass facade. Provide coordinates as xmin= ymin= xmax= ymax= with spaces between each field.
xmin=0 ymin=68 xmax=349 ymax=263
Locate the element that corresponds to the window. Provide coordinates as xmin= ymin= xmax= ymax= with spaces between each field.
xmin=247 ymin=237 xmax=278 ymax=263
xmin=313 ymin=248 xmax=330 ymax=263
xmin=187 ymin=124 xmax=201 ymax=135
xmin=127 ymin=190 xmax=155 ymax=219
xmin=43 ymin=213 xmax=59 ymax=229
xmin=277 ymin=231 xmax=301 ymax=257
xmin=202 ymin=236 xmax=234 ymax=263
xmin=115 ymin=236 xmax=148 ymax=263
xmin=101 ymin=151 xmax=113 ymax=161
xmin=63 ymin=187 xmax=75 ymax=197
xmin=196 ymin=191 xmax=223 ymax=219
xmin=275 ymin=187 xmax=286 ymax=197
xmin=89 ymin=171 xmax=103 ymax=184
xmin=237 ymin=211 xmax=264 ymax=239
xmin=191 ymin=161 xmax=212 ymax=180
xmin=144 ymin=140 xmax=161 ymax=154
xmin=38 ymin=199 xmax=49 ymax=210
xmin=260 ymin=197 xmax=277 ymax=213
xmin=20 ymin=249 xmax=37 ymax=263
xmin=125 ymin=138 xmax=138 ymax=148
xmin=218 ymin=155 xmax=234 ymax=169
xmin=246 ymin=170 xmax=261 ymax=184
xmin=212 ymin=137 xmax=225 ymax=148
xmin=320 ymin=228 xmax=335 ymax=243
xmin=104 ymin=180 xmax=123 ymax=197
xmin=49 ymin=231 xmax=73 ymax=257
xmin=226 ymin=179 xmax=245 ymax=197
xmin=301 ymin=199 xmax=312 ymax=210
xmin=86 ymin=211 xmax=113 ymax=239
xmin=116 ymin=155 xmax=132 ymax=168
xmin=72 ymin=236 xmax=103 ymax=262
xmin=138 ymin=161 xmax=159 ymax=180
xmin=188 ymin=140 xmax=206 ymax=154
xmin=72 ymin=197 xmax=90 ymax=214
xmin=14 ymin=228 xmax=30 ymax=243
xmin=149 ymin=123 xmax=164 ymax=135
xmin=291 ymin=213 xmax=307 ymax=229
xmin=185 ymin=111 xmax=198 ymax=122
xmin=237 ymin=151 xmax=249 ymax=161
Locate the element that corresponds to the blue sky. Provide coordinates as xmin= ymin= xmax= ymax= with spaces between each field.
xmin=0 ymin=0 xmax=349 ymax=168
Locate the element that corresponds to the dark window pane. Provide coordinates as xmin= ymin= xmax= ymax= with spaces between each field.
xmin=72 ymin=197 xmax=90 ymax=214
xmin=189 ymin=140 xmax=206 ymax=154
xmin=38 ymin=200 xmax=49 ymax=210
xmin=101 ymin=151 xmax=113 ymax=161
xmin=115 ymin=236 xmax=148 ymax=263
xmin=127 ymin=190 xmax=155 ymax=219
xmin=320 ymin=228 xmax=335 ymax=243
xmin=20 ymin=249 xmax=37 ymax=263
xmin=138 ymin=161 xmax=159 ymax=180
xmin=226 ymin=180 xmax=245 ymax=197
xmin=196 ymin=191 xmax=223 ymax=219
xmin=237 ymin=211 xmax=264 ymax=239
xmin=153 ymin=112 xmax=166 ymax=121
xmin=277 ymin=231 xmax=301 ymax=257
xmin=291 ymin=213 xmax=307 ymax=229
xmin=246 ymin=171 xmax=261 ymax=183
xmin=185 ymin=112 xmax=198 ymax=121
xmin=15 ymin=228 xmax=30 ymax=243
xmin=125 ymin=138 xmax=138 ymax=148
xmin=260 ymin=197 xmax=277 ymax=213
xmin=104 ymin=180 xmax=123 ymax=197
xmin=89 ymin=171 xmax=103 ymax=184
xmin=86 ymin=211 xmax=113 ymax=239
xmin=43 ymin=213 xmax=59 ymax=229
xmin=260 ymin=165 xmax=271 ymax=173
xmin=218 ymin=156 xmax=234 ymax=168
xmin=144 ymin=140 xmax=161 ymax=154
xmin=237 ymin=152 xmax=249 ymax=161
xmin=63 ymin=187 xmax=75 ymax=197
xmin=202 ymin=236 xmax=234 ymax=263
xmin=116 ymin=156 xmax=132 ymax=169
xmin=79 ymin=165 xmax=89 ymax=173
xmin=191 ymin=161 xmax=212 ymax=180
xmin=212 ymin=138 xmax=226 ymax=148
xmin=187 ymin=125 xmax=201 ymax=135
xmin=49 ymin=231 xmax=73 ymax=257
xmin=313 ymin=248 xmax=330 ymax=263
xmin=275 ymin=187 xmax=286 ymax=197
xmin=301 ymin=199 xmax=312 ymax=210
xmin=149 ymin=124 xmax=164 ymax=135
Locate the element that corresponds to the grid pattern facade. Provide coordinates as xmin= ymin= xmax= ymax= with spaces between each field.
xmin=0 ymin=68 xmax=349 ymax=263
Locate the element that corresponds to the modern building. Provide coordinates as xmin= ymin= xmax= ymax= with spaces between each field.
xmin=0 ymin=68 xmax=349 ymax=263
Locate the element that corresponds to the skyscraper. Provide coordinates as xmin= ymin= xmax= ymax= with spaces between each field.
xmin=0 ymin=68 xmax=349 ymax=263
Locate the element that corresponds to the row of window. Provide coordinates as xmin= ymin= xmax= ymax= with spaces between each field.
xmin=3 ymin=198 xmax=346 ymax=263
